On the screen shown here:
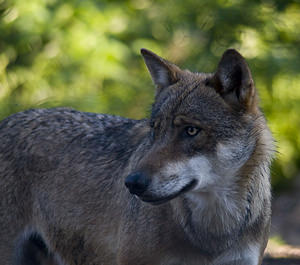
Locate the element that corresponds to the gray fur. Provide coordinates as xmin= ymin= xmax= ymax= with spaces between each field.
xmin=0 ymin=49 xmax=274 ymax=265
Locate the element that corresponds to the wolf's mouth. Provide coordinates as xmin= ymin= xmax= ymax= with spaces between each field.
xmin=139 ymin=179 xmax=197 ymax=205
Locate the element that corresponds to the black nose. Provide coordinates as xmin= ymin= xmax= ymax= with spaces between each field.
xmin=125 ymin=172 xmax=149 ymax=196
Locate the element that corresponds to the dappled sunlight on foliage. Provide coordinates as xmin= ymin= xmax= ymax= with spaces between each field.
xmin=0 ymin=0 xmax=299 ymax=190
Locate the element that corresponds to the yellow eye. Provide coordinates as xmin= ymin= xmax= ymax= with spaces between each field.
xmin=185 ymin=126 xmax=200 ymax=136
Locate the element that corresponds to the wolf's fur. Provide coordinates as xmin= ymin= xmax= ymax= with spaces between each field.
xmin=0 ymin=49 xmax=274 ymax=265
xmin=12 ymin=228 xmax=64 ymax=265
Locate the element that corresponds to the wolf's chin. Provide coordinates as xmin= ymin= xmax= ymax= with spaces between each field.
xmin=139 ymin=179 xmax=197 ymax=205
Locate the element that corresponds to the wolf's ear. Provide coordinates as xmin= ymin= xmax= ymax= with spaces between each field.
xmin=213 ymin=49 xmax=257 ymax=111
xmin=141 ymin=48 xmax=181 ymax=93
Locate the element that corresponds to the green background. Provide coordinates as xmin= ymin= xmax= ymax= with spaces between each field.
xmin=1 ymin=0 xmax=300 ymax=191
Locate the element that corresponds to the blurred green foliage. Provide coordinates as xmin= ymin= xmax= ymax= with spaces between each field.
xmin=0 ymin=0 xmax=300 ymax=191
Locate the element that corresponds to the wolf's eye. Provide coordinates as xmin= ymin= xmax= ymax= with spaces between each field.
xmin=185 ymin=126 xmax=200 ymax=137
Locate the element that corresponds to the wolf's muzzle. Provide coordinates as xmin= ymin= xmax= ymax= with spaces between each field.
xmin=125 ymin=172 xmax=150 ymax=196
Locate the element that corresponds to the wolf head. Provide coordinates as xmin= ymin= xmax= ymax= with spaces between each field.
xmin=125 ymin=48 xmax=264 ymax=205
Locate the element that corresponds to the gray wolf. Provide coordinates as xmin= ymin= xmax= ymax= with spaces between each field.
xmin=0 ymin=48 xmax=274 ymax=265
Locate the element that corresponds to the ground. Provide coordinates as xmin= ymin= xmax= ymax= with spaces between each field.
xmin=262 ymin=178 xmax=300 ymax=264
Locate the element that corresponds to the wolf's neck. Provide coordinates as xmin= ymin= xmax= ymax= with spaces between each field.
xmin=178 ymin=184 xmax=249 ymax=232
xmin=169 ymin=185 xmax=250 ymax=256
